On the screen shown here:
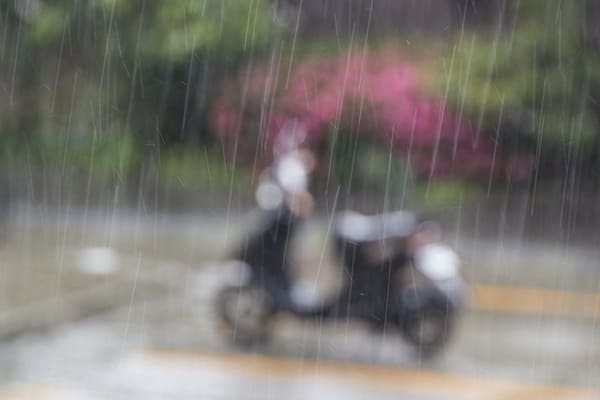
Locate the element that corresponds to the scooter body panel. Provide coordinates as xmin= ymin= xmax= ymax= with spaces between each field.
xmin=216 ymin=207 xmax=466 ymax=354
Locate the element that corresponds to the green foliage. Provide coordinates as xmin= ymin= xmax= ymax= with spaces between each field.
xmin=354 ymin=145 xmax=414 ymax=196
xmin=431 ymin=0 xmax=598 ymax=153
xmin=321 ymin=129 xmax=416 ymax=203
xmin=26 ymin=5 xmax=65 ymax=46
xmin=23 ymin=0 xmax=275 ymax=63
xmin=141 ymin=1 xmax=274 ymax=63
xmin=1 ymin=0 xmax=277 ymax=179
xmin=160 ymin=146 xmax=253 ymax=194
xmin=4 ymin=0 xmax=600 ymax=202
xmin=39 ymin=128 xmax=142 ymax=181
xmin=415 ymin=180 xmax=479 ymax=210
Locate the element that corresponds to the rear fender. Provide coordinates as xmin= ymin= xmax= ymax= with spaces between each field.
xmin=223 ymin=260 xmax=253 ymax=288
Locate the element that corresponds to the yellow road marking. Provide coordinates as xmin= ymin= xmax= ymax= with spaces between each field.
xmin=0 ymin=384 xmax=71 ymax=400
xmin=139 ymin=348 xmax=597 ymax=400
xmin=471 ymin=284 xmax=600 ymax=318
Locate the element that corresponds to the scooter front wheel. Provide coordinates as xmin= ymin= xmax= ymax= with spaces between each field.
xmin=216 ymin=285 xmax=273 ymax=347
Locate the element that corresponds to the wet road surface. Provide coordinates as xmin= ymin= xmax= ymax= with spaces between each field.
xmin=1 ymin=262 xmax=599 ymax=399
xmin=0 ymin=210 xmax=599 ymax=399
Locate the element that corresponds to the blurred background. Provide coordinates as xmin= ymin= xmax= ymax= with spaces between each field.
xmin=0 ymin=1 xmax=599 ymax=399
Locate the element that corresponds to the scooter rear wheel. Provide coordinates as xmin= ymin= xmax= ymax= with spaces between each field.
xmin=216 ymin=285 xmax=273 ymax=347
xmin=401 ymin=301 xmax=453 ymax=356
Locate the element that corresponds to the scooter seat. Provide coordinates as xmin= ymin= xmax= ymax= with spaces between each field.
xmin=335 ymin=210 xmax=418 ymax=242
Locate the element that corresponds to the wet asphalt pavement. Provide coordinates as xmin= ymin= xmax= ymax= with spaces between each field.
xmin=1 ymin=260 xmax=599 ymax=399
xmin=0 ymin=209 xmax=599 ymax=399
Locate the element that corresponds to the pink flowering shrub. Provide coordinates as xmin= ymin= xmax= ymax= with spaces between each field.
xmin=210 ymin=48 xmax=532 ymax=181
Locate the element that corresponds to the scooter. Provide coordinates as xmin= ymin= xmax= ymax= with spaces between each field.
xmin=215 ymin=206 xmax=466 ymax=355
